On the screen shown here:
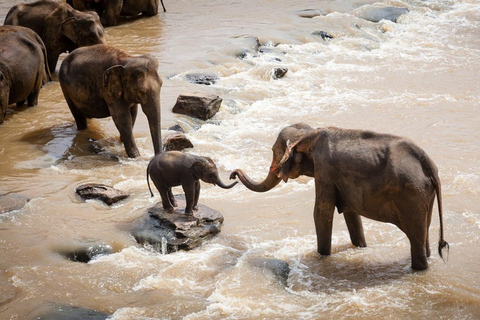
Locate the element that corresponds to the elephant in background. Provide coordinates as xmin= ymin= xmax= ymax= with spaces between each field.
xmin=0 ymin=26 xmax=51 ymax=124
xmin=59 ymin=44 xmax=162 ymax=158
xmin=67 ymin=0 xmax=166 ymax=27
xmin=4 ymin=0 xmax=105 ymax=73
xmin=230 ymin=123 xmax=449 ymax=270
xmin=147 ymin=151 xmax=238 ymax=215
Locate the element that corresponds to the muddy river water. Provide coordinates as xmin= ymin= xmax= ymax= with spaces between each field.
xmin=1 ymin=0 xmax=479 ymax=319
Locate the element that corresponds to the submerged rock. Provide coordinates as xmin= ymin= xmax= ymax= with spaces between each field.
xmin=59 ymin=243 xmax=113 ymax=263
xmin=163 ymin=132 xmax=194 ymax=151
xmin=355 ymin=6 xmax=409 ymax=23
xmin=236 ymin=37 xmax=261 ymax=59
xmin=172 ymin=92 xmax=223 ymax=120
xmin=185 ymin=73 xmax=219 ymax=85
xmin=0 ymin=194 xmax=29 ymax=214
xmin=248 ymin=257 xmax=290 ymax=287
xmin=33 ymin=304 xmax=110 ymax=320
xmin=131 ymin=196 xmax=224 ymax=253
xmin=75 ymin=184 xmax=129 ymax=206
xmin=296 ymin=9 xmax=325 ymax=19
xmin=312 ymin=31 xmax=334 ymax=40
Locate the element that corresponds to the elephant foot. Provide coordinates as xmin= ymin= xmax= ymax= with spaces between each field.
xmin=411 ymin=255 xmax=428 ymax=271
xmin=184 ymin=210 xmax=194 ymax=216
xmin=163 ymin=206 xmax=175 ymax=213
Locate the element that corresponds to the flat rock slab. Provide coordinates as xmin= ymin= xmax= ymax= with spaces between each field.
xmin=354 ymin=6 xmax=409 ymax=23
xmin=0 ymin=194 xmax=29 ymax=214
xmin=131 ymin=196 xmax=224 ymax=253
xmin=172 ymin=92 xmax=223 ymax=120
xmin=75 ymin=184 xmax=129 ymax=206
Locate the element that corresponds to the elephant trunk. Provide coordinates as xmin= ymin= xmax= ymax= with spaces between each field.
xmin=215 ymin=176 xmax=238 ymax=189
xmin=141 ymin=95 xmax=162 ymax=155
xmin=230 ymin=169 xmax=281 ymax=192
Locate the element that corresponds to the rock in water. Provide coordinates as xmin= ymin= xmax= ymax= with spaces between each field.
xmin=33 ymin=304 xmax=110 ymax=320
xmin=185 ymin=73 xmax=219 ymax=85
xmin=163 ymin=132 xmax=194 ymax=151
xmin=0 ymin=194 xmax=29 ymax=214
xmin=131 ymin=196 xmax=224 ymax=253
xmin=248 ymin=257 xmax=290 ymax=287
xmin=354 ymin=6 xmax=409 ymax=23
xmin=172 ymin=92 xmax=223 ymax=120
xmin=75 ymin=184 xmax=129 ymax=206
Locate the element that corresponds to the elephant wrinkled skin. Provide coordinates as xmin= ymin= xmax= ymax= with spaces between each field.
xmin=231 ymin=123 xmax=449 ymax=270
xmin=147 ymin=151 xmax=237 ymax=215
xmin=4 ymin=0 xmax=105 ymax=73
xmin=0 ymin=26 xmax=51 ymax=124
xmin=67 ymin=0 xmax=166 ymax=27
xmin=59 ymin=44 xmax=162 ymax=158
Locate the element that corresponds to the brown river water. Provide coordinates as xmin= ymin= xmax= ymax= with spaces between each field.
xmin=1 ymin=0 xmax=480 ymax=319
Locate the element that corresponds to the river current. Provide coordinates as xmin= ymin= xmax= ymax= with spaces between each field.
xmin=1 ymin=0 xmax=479 ymax=319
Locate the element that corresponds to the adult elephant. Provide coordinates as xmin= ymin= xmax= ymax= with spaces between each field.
xmin=0 ymin=26 xmax=51 ymax=124
xmin=67 ymin=0 xmax=166 ymax=27
xmin=230 ymin=123 xmax=449 ymax=270
xmin=59 ymin=44 xmax=162 ymax=158
xmin=4 ymin=0 xmax=105 ymax=73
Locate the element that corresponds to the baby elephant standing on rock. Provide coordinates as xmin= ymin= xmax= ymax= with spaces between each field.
xmin=147 ymin=151 xmax=237 ymax=215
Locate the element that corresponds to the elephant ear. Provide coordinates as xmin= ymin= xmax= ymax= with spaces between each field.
xmin=103 ymin=65 xmax=125 ymax=98
xmin=190 ymin=158 xmax=215 ymax=181
xmin=61 ymin=17 xmax=78 ymax=44
xmin=270 ymin=139 xmax=299 ymax=173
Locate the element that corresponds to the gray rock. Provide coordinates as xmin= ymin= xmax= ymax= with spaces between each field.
xmin=295 ymin=9 xmax=325 ymax=18
xmin=163 ymin=132 xmax=194 ymax=151
xmin=236 ymin=37 xmax=261 ymax=59
xmin=131 ymin=196 xmax=224 ymax=253
xmin=75 ymin=183 xmax=129 ymax=206
xmin=33 ymin=304 xmax=110 ymax=320
xmin=312 ymin=31 xmax=334 ymax=40
xmin=59 ymin=243 xmax=113 ymax=263
xmin=355 ymin=6 xmax=409 ymax=23
xmin=248 ymin=257 xmax=290 ymax=287
xmin=185 ymin=73 xmax=219 ymax=85
xmin=172 ymin=92 xmax=223 ymax=121
xmin=0 ymin=194 xmax=29 ymax=214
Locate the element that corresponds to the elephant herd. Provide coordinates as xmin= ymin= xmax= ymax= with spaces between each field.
xmin=0 ymin=0 xmax=448 ymax=271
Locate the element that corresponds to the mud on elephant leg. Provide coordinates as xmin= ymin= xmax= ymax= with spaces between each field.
xmin=343 ymin=212 xmax=367 ymax=248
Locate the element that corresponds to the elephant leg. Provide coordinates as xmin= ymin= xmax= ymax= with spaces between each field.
xmin=314 ymin=184 xmax=336 ymax=256
xmin=399 ymin=207 xmax=429 ymax=270
xmin=110 ymin=105 xmax=140 ymax=158
xmin=65 ymin=96 xmax=87 ymax=130
xmin=168 ymin=188 xmax=177 ymax=208
xmin=104 ymin=0 xmax=122 ymax=26
xmin=343 ymin=212 xmax=367 ymax=248
xmin=130 ymin=104 xmax=138 ymax=128
xmin=193 ymin=180 xmax=200 ymax=210
xmin=159 ymin=187 xmax=174 ymax=212
xmin=27 ymin=81 xmax=42 ymax=107
xmin=182 ymin=181 xmax=196 ymax=215
xmin=145 ymin=0 xmax=159 ymax=15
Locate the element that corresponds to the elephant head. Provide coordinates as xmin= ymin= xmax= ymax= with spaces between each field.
xmin=103 ymin=55 xmax=163 ymax=155
xmin=60 ymin=11 xmax=105 ymax=48
xmin=192 ymin=157 xmax=238 ymax=189
xmin=230 ymin=123 xmax=317 ymax=192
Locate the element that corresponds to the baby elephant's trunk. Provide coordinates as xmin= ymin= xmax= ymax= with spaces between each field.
xmin=216 ymin=178 xmax=238 ymax=189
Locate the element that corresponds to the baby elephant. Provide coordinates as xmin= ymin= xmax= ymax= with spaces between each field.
xmin=147 ymin=151 xmax=237 ymax=215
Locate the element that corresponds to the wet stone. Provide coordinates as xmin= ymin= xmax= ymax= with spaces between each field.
xmin=313 ymin=31 xmax=334 ymax=40
xmin=33 ymin=304 xmax=110 ymax=320
xmin=75 ymin=183 xmax=129 ymax=206
xmin=172 ymin=92 xmax=223 ymax=121
xmin=295 ymin=9 xmax=325 ymax=18
xmin=355 ymin=6 xmax=409 ymax=23
xmin=272 ymin=67 xmax=288 ymax=80
xmin=163 ymin=132 xmax=194 ymax=151
xmin=131 ymin=196 xmax=224 ymax=254
xmin=0 ymin=194 xmax=29 ymax=214
xmin=248 ymin=257 xmax=290 ymax=287
xmin=60 ymin=243 xmax=113 ymax=263
xmin=236 ymin=37 xmax=261 ymax=59
xmin=185 ymin=73 xmax=219 ymax=85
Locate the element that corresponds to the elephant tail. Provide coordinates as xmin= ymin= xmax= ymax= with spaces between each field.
xmin=432 ymin=173 xmax=449 ymax=261
xmin=146 ymin=162 xmax=154 ymax=197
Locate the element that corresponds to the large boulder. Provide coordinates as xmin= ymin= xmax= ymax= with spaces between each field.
xmin=163 ymin=132 xmax=194 ymax=151
xmin=131 ymin=196 xmax=224 ymax=253
xmin=0 ymin=194 xmax=29 ymax=214
xmin=172 ymin=93 xmax=223 ymax=120
xmin=75 ymin=184 xmax=129 ymax=206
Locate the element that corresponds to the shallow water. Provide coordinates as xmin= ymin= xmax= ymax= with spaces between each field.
xmin=1 ymin=0 xmax=480 ymax=319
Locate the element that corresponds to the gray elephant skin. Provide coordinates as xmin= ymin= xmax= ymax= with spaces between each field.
xmin=59 ymin=44 xmax=162 ymax=158
xmin=230 ymin=123 xmax=449 ymax=270
xmin=4 ymin=0 xmax=105 ymax=73
xmin=67 ymin=0 xmax=166 ymax=27
xmin=147 ymin=151 xmax=238 ymax=215
xmin=0 ymin=26 xmax=51 ymax=124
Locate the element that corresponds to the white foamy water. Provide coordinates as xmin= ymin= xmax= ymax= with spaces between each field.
xmin=1 ymin=0 xmax=480 ymax=319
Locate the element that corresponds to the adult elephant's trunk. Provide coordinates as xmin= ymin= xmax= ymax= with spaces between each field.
xmin=230 ymin=169 xmax=281 ymax=192
xmin=141 ymin=95 xmax=162 ymax=155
